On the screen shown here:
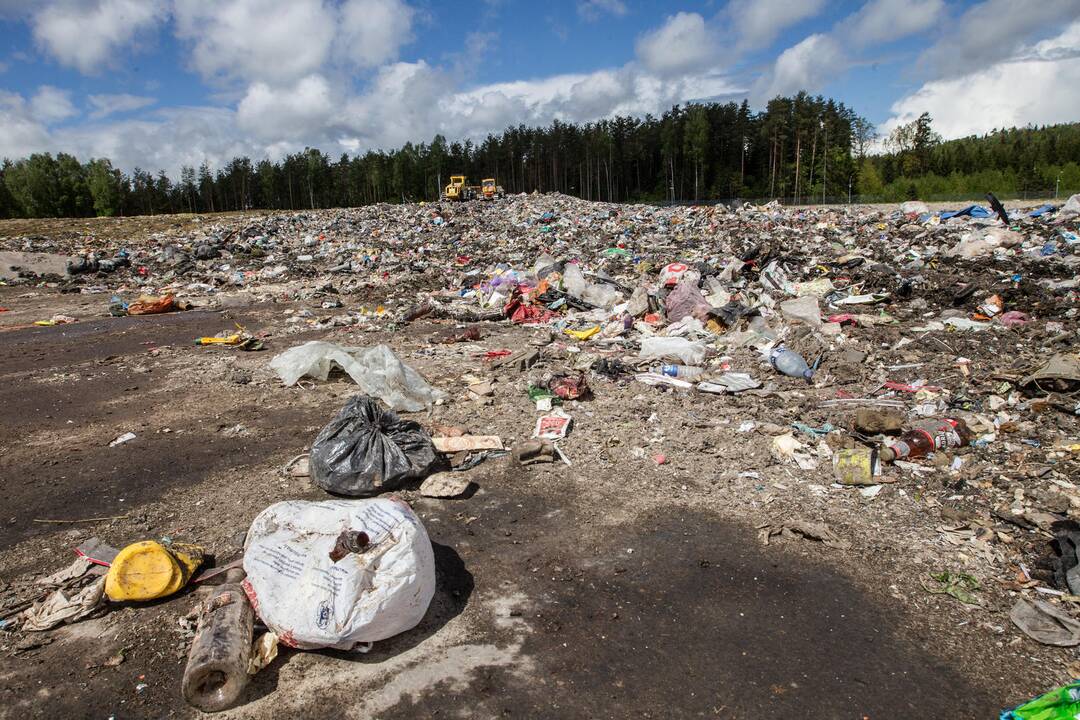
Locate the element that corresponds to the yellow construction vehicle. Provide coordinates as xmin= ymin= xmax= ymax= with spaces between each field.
xmin=442 ymin=175 xmax=469 ymax=201
xmin=481 ymin=178 xmax=505 ymax=200
xmin=442 ymin=175 xmax=503 ymax=201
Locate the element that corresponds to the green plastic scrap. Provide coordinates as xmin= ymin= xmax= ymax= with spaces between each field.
xmin=922 ymin=571 xmax=981 ymax=606
xmin=1001 ymin=681 xmax=1080 ymax=720
xmin=527 ymin=386 xmax=561 ymax=405
xmin=792 ymin=422 xmax=834 ymax=438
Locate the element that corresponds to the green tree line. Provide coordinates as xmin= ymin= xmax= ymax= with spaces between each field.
xmin=860 ymin=114 xmax=1080 ymax=201
xmin=1 ymin=94 xmax=1077 ymax=219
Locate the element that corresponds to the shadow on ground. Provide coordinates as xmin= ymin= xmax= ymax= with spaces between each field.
xmin=378 ymin=497 xmax=1005 ymax=719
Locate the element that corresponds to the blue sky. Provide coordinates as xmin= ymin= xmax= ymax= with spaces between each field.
xmin=1 ymin=0 xmax=1078 ymax=175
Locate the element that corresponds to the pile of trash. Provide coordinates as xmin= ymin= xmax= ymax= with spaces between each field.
xmin=2 ymin=190 xmax=1079 ymax=713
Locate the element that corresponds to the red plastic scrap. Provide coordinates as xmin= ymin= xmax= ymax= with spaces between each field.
xmin=503 ymin=288 xmax=557 ymax=325
xmin=883 ymin=381 xmax=942 ymax=393
xmin=547 ymin=373 xmax=589 ymax=400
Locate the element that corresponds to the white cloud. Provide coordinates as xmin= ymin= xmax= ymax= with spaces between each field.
xmin=753 ymin=33 xmax=845 ymax=101
xmin=173 ymin=0 xmax=416 ymax=85
xmin=237 ymin=74 xmax=337 ymax=141
xmin=173 ymin=0 xmax=337 ymax=84
xmin=4 ymin=1 xmax=749 ymax=177
xmin=0 ymin=88 xmax=259 ymax=176
xmin=342 ymin=61 xmax=452 ymax=148
xmin=31 ymin=0 xmax=167 ymax=74
xmin=882 ymin=55 xmax=1080 ymax=140
xmin=1022 ymin=19 xmax=1080 ymax=61
xmin=723 ymin=0 xmax=826 ymax=51
xmin=0 ymin=91 xmax=51 ymax=160
xmin=30 ymin=85 xmax=77 ymax=123
xmin=747 ymin=0 xmax=943 ymax=100
xmin=578 ymin=0 xmax=628 ymax=22
xmin=917 ymin=0 xmax=1080 ymax=80
xmin=440 ymin=65 xmax=741 ymax=138
xmin=0 ymin=58 xmax=745 ymax=175
xmin=841 ymin=0 xmax=944 ymax=46
xmin=636 ymin=12 xmax=715 ymax=75
xmin=87 ymin=93 xmax=156 ymax=119
xmin=337 ymin=0 xmax=415 ymax=69
xmin=55 ymin=107 xmax=260 ymax=175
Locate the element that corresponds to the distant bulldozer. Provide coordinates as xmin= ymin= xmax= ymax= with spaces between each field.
xmin=441 ymin=175 xmax=504 ymax=201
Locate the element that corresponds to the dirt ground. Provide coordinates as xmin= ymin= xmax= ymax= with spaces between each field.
xmin=0 ymin=201 xmax=1076 ymax=719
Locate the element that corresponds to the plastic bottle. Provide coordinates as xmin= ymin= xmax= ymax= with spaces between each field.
xmin=182 ymin=570 xmax=254 ymax=713
xmin=655 ymin=364 xmax=704 ymax=380
xmin=769 ymin=346 xmax=813 ymax=381
xmin=879 ymin=418 xmax=973 ymax=462
xmin=639 ymin=336 xmax=707 ymax=365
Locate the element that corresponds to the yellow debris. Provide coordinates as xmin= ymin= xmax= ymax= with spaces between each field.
xmin=564 ymin=326 xmax=600 ymax=341
xmin=105 ymin=541 xmax=204 ymax=602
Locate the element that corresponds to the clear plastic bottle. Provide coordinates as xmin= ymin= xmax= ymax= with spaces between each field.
xmin=769 ymin=346 xmax=813 ymax=381
xmin=655 ymin=364 xmax=704 ymax=380
xmin=879 ymin=418 xmax=972 ymax=462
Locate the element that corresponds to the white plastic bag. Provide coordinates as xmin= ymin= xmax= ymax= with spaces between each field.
xmin=269 ymin=341 xmax=445 ymax=412
xmin=562 ymin=263 xmax=588 ymax=297
xmin=562 ymin=264 xmax=622 ymax=308
xmin=582 ymin=282 xmax=622 ymax=308
xmin=1061 ymin=193 xmax=1080 ymax=216
xmin=948 ymin=227 xmax=1022 ymax=259
xmin=638 ymin=336 xmax=707 ymax=365
xmin=242 ymin=498 xmax=435 ymax=650
xmin=779 ymin=296 xmax=822 ymax=328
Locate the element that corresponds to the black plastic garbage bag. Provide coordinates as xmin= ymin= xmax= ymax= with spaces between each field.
xmin=311 ymin=395 xmax=437 ymax=496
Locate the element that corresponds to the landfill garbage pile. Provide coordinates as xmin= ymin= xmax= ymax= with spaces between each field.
xmin=1 ymin=191 xmax=1079 ymax=714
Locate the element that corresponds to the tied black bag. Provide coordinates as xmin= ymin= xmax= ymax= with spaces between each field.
xmin=311 ymin=395 xmax=437 ymax=496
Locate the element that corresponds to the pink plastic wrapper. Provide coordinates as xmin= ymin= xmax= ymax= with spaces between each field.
xmin=998 ymin=310 xmax=1031 ymax=328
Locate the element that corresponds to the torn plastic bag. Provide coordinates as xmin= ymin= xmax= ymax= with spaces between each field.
xmin=562 ymin=263 xmax=622 ymax=308
xmin=1061 ymin=192 xmax=1080 ymax=216
xmin=242 ymin=498 xmax=435 ymax=650
xmin=626 ymin=285 xmax=652 ymax=317
xmin=20 ymin=575 xmax=106 ymax=632
xmin=1010 ymin=598 xmax=1080 ymax=646
xmin=269 ymin=341 xmax=445 ymax=412
xmin=1020 ymin=353 xmax=1080 ymax=395
xmin=562 ymin=262 xmax=588 ymax=297
xmin=664 ymin=277 xmax=711 ymax=322
xmin=310 ymin=395 xmax=437 ymax=496
xmin=779 ymin=296 xmax=822 ymax=328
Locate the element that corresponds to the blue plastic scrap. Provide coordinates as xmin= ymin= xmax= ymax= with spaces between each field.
xmin=939 ymin=205 xmax=992 ymax=220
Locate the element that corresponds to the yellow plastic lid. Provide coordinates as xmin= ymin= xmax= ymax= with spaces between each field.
xmin=105 ymin=540 xmax=184 ymax=602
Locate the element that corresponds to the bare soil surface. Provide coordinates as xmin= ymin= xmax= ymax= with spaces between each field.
xmin=0 ymin=198 xmax=1076 ymax=719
